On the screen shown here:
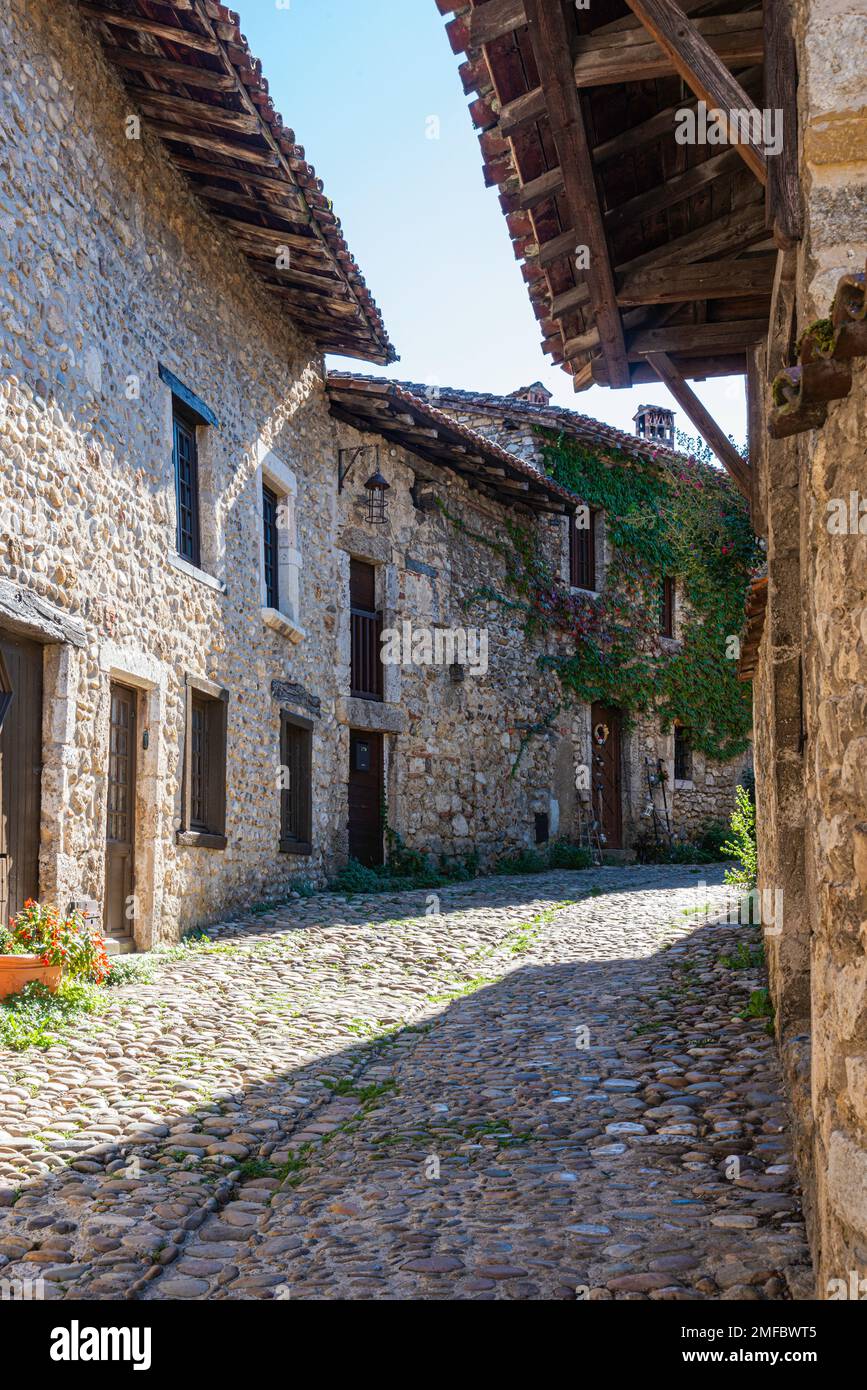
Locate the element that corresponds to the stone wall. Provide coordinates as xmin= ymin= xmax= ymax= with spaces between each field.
xmin=0 ymin=0 xmax=348 ymax=941
xmin=755 ymin=0 xmax=867 ymax=1296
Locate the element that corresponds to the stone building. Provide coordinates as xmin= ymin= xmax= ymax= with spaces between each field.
xmin=437 ymin=0 xmax=867 ymax=1296
xmin=0 ymin=0 xmax=745 ymax=958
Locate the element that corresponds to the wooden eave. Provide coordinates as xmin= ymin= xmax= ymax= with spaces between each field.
xmin=438 ymin=0 xmax=792 ymax=399
xmin=737 ymin=571 xmax=768 ymax=678
xmin=75 ymin=0 xmax=395 ymax=365
xmin=326 ymin=374 xmax=579 ymax=514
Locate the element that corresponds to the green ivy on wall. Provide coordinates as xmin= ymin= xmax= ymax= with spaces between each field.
xmin=442 ymin=432 xmax=762 ymax=763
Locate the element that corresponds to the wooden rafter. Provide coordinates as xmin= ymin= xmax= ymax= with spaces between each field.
xmin=616 ymin=255 xmax=776 ymax=306
xmin=645 ymin=351 xmax=752 ymax=498
xmin=763 ymin=0 xmax=802 ymax=247
xmin=620 ymin=0 xmax=768 ymax=183
xmin=522 ymin=0 xmax=630 ymax=388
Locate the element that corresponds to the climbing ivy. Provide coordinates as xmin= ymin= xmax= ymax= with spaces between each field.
xmin=442 ymin=432 xmax=762 ymax=763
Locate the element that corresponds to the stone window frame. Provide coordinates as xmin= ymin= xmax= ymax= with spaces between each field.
xmin=160 ymin=365 xmax=226 ymax=594
xmin=256 ymin=444 xmax=304 ymax=644
xmin=563 ymin=508 xmax=607 ymax=596
xmin=177 ymin=674 xmax=229 ymax=850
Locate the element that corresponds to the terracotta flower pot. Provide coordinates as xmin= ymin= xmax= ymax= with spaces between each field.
xmin=0 ymin=955 xmax=61 ymax=999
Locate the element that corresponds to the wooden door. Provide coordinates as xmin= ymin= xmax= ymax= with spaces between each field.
xmin=348 ymin=730 xmax=383 ymax=866
xmin=591 ymin=703 xmax=623 ymax=849
xmin=104 ymin=683 xmax=137 ymax=938
xmin=0 ymin=632 xmax=43 ymax=926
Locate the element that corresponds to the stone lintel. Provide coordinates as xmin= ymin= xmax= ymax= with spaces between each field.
xmin=335 ymin=697 xmax=407 ymax=733
xmin=0 ymin=578 xmax=87 ymax=647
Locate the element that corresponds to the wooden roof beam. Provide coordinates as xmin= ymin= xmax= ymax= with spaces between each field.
xmin=620 ymin=0 xmax=768 ymax=183
xmin=78 ymin=4 xmax=220 ymax=53
xmin=645 ymin=350 xmax=752 ymax=498
xmin=522 ymin=0 xmax=630 ymax=388
xmin=628 ymin=319 xmax=768 ymax=356
xmin=616 ymin=255 xmax=776 ymax=306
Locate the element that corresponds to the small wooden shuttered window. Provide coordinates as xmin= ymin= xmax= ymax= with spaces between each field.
xmin=660 ymin=576 xmax=675 ymax=637
xmin=569 ymin=510 xmax=596 ymax=591
xmin=674 ymin=725 xmax=693 ymax=781
xmin=179 ymin=677 xmax=228 ymax=848
xmin=280 ymin=712 xmax=313 ymax=855
xmin=262 ymin=484 xmax=279 ymax=610
xmin=173 ymin=408 xmax=200 ymax=566
xmin=349 ymin=559 xmax=383 ymax=701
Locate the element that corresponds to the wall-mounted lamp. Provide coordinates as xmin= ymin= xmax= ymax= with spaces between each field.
xmin=363 ymin=467 xmax=390 ymax=524
xmin=338 ymin=443 xmax=390 ymax=524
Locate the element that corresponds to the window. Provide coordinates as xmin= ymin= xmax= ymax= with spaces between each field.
xmin=659 ymin=576 xmax=675 ymax=637
xmin=674 ymin=725 xmax=693 ymax=781
xmin=179 ymin=677 xmax=228 ymax=848
xmin=173 ymin=407 xmax=200 ymax=565
xmin=262 ymin=483 xmax=280 ymax=611
xmin=257 ymin=447 xmax=302 ymax=637
xmin=570 ymin=509 xmax=597 ymax=591
xmin=350 ymin=558 xmax=383 ymax=700
xmin=280 ymin=712 xmax=313 ymax=854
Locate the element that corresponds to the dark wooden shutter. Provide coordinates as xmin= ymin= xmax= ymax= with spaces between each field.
xmin=280 ymin=713 xmax=312 ymax=854
xmin=349 ymin=559 xmax=383 ymax=700
xmin=181 ymin=680 xmax=228 ymax=847
xmin=262 ymin=484 xmax=279 ymax=610
xmin=570 ymin=510 xmax=596 ymax=591
xmin=173 ymin=409 xmax=200 ymax=565
xmin=674 ymin=726 xmax=693 ymax=780
xmin=660 ymin=576 xmax=675 ymax=637
xmin=0 ymin=633 xmax=42 ymax=924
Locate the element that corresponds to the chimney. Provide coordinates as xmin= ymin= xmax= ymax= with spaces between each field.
xmin=633 ymin=403 xmax=675 ymax=447
xmin=510 ymin=382 xmax=553 ymax=407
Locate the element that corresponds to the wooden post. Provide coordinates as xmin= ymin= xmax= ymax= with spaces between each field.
xmin=621 ymin=0 xmax=768 ymax=184
xmin=764 ymin=0 xmax=802 ymax=247
xmin=645 ymin=351 xmax=753 ymax=500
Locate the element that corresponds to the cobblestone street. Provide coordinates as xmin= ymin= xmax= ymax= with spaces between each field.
xmin=0 ymin=866 xmax=814 ymax=1301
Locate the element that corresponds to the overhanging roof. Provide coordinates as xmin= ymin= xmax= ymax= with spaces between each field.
xmin=438 ymin=0 xmax=782 ymax=394
xmin=75 ymin=0 xmax=395 ymax=365
xmin=327 ymin=374 xmax=580 ymax=513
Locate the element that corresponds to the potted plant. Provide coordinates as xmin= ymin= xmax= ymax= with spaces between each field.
xmin=0 ymin=900 xmax=111 ymax=998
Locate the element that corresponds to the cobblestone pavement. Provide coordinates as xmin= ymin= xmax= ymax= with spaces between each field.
xmin=0 ymin=865 xmax=814 ymax=1301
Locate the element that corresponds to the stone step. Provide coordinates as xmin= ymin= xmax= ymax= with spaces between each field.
xmin=104 ymin=937 xmax=136 ymax=956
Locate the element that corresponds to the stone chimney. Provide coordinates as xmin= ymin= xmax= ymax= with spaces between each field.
xmin=633 ymin=403 xmax=675 ymax=447
xmin=510 ymin=381 xmax=553 ymax=407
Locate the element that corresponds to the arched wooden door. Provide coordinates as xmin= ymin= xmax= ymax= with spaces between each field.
xmin=0 ymin=631 xmax=43 ymax=925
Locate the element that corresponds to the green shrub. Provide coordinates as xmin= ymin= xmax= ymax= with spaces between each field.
xmin=697 ymin=819 xmax=731 ymax=859
xmin=0 ymin=978 xmax=108 ymax=1051
xmin=105 ymin=956 xmax=157 ymax=987
xmin=493 ymin=848 xmax=547 ymax=876
xmin=722 ymin=785 xmax=757 ymax=890
xmin=547 ymin=842 xmax=593 ymax=870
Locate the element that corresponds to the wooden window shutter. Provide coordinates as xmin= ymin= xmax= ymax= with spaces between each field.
xmin=280 ymin=711 xmax=313 ymax=855
xmin=569 ymin=510 xmax=596 ymax=591
xmin=180 ymin=677 xmax=228 ymax=849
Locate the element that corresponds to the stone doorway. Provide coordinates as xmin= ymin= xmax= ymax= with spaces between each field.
xmin=103 ymin=681 xmax=138 ymax=941
xmin=348 ymin=730 xmax=383 ymax=866
xmin=0 ymin=629 xmax=43 ymax=924
xmin=591 ymin=702 xmax=623 ymax=850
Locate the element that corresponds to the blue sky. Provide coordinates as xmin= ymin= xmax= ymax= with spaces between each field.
xmin=239 ymin=0 xmax=746 ymax=444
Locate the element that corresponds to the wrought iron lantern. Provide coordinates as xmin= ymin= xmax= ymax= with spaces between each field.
xmin=338 ymin=443 xmax=391 ymax=524
xmin=363 ymin=467 xmax=391 ymax=524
